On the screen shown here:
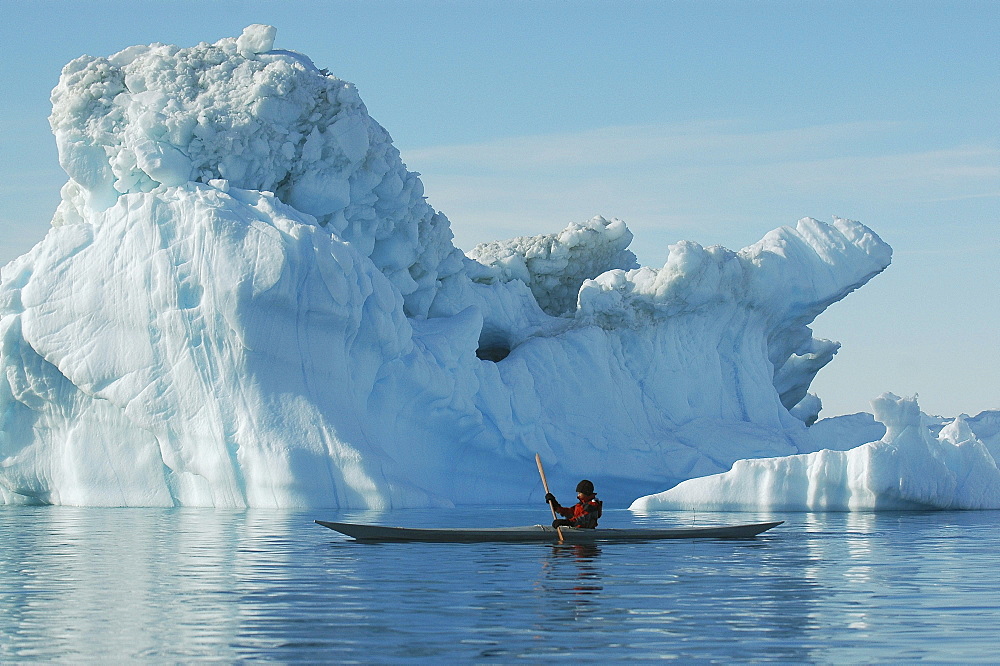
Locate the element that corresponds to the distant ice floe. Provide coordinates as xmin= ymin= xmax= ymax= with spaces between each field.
xmin=631 ymin=394 xmax=1000 ymax=511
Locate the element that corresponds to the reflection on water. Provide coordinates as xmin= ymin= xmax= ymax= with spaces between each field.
xmin=1 ymin=509 xmax=292 ymax=661
xmin=543 ymin=542 xmax=603 ymax=593
xmin=2 ymin=507 xmax=999 ymax=661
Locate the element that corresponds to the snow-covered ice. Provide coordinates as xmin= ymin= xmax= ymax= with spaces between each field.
xmin=631 ymin=394 xmax=1000 ymax=511
xmin=1 ymin=26 xmax=994 ymax=509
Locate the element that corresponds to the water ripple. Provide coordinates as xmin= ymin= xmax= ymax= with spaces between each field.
xmin=1 ymin=507 xmax=999 ymax=661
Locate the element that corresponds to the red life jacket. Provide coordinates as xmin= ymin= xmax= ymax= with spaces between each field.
xmin=555 ymin=495 xmax=603 ymax=528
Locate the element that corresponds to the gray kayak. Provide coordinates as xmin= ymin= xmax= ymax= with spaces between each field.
xmin=315 ymin=520 xmax=782 ymax=543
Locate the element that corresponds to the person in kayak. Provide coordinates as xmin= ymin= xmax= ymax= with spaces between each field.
xmin=545 ymin=480 xmax=602 ymax=528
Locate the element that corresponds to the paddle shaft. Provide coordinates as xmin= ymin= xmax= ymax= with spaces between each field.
xmin=534 ymin=453 xmax=564 ymax=542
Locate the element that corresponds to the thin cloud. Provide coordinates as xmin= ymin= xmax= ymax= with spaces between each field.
xmin=406 ymin=122 xmax=999 ymax=265
xmin=407 ymin=122 xmax=998 ymax=215
xmin=402 ymin=120 xmax=903 ymax=171
xmin=919 ymin=192 xmax=1000 ymax=203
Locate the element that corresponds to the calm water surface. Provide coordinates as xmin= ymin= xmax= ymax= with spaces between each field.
xmin=2 ymin=506 xmax=998 ymax=662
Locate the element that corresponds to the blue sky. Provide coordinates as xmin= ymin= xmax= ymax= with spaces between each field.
xmin=0 ymin=1 xmax=997 ymax=417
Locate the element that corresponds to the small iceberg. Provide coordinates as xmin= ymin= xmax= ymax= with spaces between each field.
xmin=631 ymin=393 xmax=1000 ymax=512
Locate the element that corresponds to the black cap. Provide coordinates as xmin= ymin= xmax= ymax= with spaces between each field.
xmin=576 ymin=479 xmax=595 ymax=495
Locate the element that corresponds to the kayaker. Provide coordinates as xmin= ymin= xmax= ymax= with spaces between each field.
xmin=545 ymin=480 xmax=602 ymax=528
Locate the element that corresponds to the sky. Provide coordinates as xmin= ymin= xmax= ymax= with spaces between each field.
xmin=0 ymin=0 xmax=997 ymax=418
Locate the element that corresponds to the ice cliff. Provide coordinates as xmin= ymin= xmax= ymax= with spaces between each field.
xmin=0 ymin=25 xmax=936 ymax=509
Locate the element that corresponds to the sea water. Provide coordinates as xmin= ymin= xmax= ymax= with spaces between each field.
xmin=2 ymin=506 xmax=998 ymax=662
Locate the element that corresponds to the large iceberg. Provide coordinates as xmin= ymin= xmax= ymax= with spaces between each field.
xmin=0 ymin=26 xmax=914 ymax=508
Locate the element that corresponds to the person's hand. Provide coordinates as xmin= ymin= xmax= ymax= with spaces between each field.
xmin=544 ymin=493 xmax=556 ymax=504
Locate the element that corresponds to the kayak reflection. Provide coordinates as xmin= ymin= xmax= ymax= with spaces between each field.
xmin=541 ymin=542 xmax=604 ymax=596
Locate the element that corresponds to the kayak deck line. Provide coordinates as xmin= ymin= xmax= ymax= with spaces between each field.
xmin=314 ymin=520 xmax=783 ymax=543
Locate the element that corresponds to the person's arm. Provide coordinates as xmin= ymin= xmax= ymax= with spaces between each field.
xmin=545 ymin=493 xmax=575 ymax=518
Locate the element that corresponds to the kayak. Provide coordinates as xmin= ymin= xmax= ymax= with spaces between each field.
xmin=314 ymin=520 xmax=782 ymax=543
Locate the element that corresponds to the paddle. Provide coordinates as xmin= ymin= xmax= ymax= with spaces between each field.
xmin=534 ymin=453 xmax=564 ymax=543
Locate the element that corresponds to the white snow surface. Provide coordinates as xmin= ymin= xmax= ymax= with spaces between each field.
xmin=631 ymin=394 xmax=1000 ymax=511
xmin=6 ymin=25 xmax=982 ymax=510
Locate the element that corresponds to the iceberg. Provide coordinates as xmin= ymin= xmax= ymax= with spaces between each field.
xmin=631 ymin=394 xmax=1000 ymax=511
xmin=0 ymin=26 xmax=907 ymax=508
